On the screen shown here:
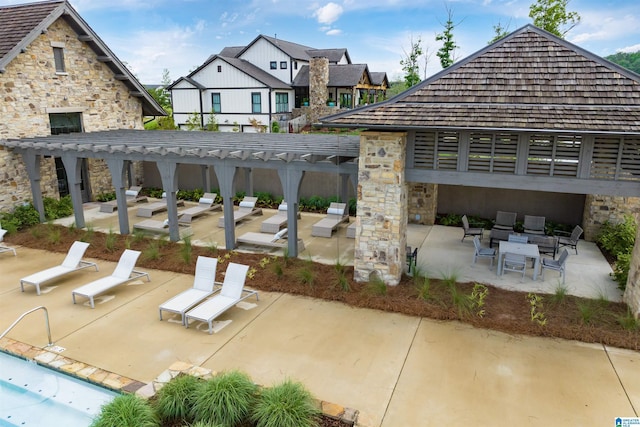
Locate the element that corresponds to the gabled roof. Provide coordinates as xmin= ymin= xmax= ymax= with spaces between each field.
xmin=292 ymin=64 xmax=371 ymax=88
xmin=171 ymin=54 xmax=290 ymax=90
xmin=370 ymin=72 xmax=389 ymax=87
xmin=306 ymin=48 xmax=351 ymax=64
xmin=321 ymin=25 xmax=640 ymax=134
xmin=0 ymin=0 xmax=165 ymax=116
xmin=239 ymin=35 xmax=314 ymax=61
xmin=219 ymin=46 xmax=244 ymax=58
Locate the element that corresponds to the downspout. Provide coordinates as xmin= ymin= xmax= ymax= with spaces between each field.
xmin=199 ymin=88 xmax=205 ymax=129
xmin=268 ymin=88 xmax=273 ymax=132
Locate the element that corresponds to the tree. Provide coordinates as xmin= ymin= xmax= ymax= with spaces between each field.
xmin=607 ymin=51 xmax=640 ymax=75
xmin=529 ymin=0 xmax=580 ymax=38
xmin=435 ymin=6 xmax=459 ymax=69
xmin=488 ymin=21 xmax=510 ymax=44
xmin=400 ymin=35 xmax=423 ymax=88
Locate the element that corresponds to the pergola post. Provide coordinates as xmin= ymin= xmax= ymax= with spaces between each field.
xmin=61 ymin=154 xmax=86 ymax=229
xmin=215 ymin=164 xmax=237 ymax=250
xmin=201 ymin=165 xmax=211 ymax=192
xmin=105 ymin=158 xmax=131 ymax=235
xmin=21 ymin=151 xmax=45 ymax=222
xmin=243 ymin=167 xmax=253 ymax=196
xmin=157 ymin=160 xmax=180 ymax=242
xmin=278 ymin=168 xmax=305 ymax=257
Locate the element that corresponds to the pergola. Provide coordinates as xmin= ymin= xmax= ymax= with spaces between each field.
xmin=2 ymin=130 xmax=359 ymax=256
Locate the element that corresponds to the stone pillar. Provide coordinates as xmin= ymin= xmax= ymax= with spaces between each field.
xmin=582 ymin=194 xmax=640 ymax=241
xmin=407 ymin=182 xmax=438 ymax=225
xmin=354 ymin=131 xmax=407 ymax=286
xmin=624 ymin=215 xmax=640 ymax=317
xmin=309 ymin=57 xmax=329 ymax=125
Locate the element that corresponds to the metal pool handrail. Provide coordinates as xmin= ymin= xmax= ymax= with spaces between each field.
xmin=0 ymin=306 xmax=53 ymax=347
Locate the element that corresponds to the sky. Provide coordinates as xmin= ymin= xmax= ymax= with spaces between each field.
xmin=2 ymin=0 xmax=639 ymax=84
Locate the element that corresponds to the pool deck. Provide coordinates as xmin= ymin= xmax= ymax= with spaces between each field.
xmin=1 ymin=202 xmax=638 ymax=426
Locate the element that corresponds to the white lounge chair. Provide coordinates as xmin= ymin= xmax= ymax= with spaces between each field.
xmin=217 ymin=196 xmax=263 ymax=227
xmin=0 ymin=222 xmax=16 ymax=256
xmin=71 ymin=249 xmax=150 ymax=308
xmin=159 ymin=256 xmax=218 ymax=325
xmin=260 ymin=202 xmax=299 ymax=233
xmin=311 ymin=202 xmax=349 ymax=237
xmin=20 ymin=241 xmax=98 ymax=295
xmin=133 ymin=219 xmax=193 ymax=238
xmin=236 ymin=228 xmax=305 ymax=251
xmin=178 ymin=193 xmax=221 ymax=224
xmin=136 ymin=192 xmax=184 ymax=217
xmin=185 ymin=262 xmax=258 ymax=334
xmin=99 ymin=186 xmax=148 ymax=213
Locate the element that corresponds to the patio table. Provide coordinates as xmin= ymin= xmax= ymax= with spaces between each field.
xmin=497 ymin=241 xmax=541 ymax=280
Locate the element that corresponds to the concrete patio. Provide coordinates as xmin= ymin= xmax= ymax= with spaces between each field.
xmin=0 ymin=201 xmax=631 ymax=426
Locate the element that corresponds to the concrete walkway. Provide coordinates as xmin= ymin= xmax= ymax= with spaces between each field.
xmin=1 ymin=242 xmax=638 ymax=426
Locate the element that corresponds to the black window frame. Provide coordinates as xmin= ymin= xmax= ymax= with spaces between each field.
xmin=251 ymin=92 xmax=262 ymax=113
xmin=53 ymin=47 xmax=65 ymax=73
xmin=217 ymin=65 xmax=222 ymax=72
xmin=275 ymin=92 xmax=289 ymax=113
xmin=212 ymin=92 xmax=221 ymax=113
xmin=269 ymin=61 xmax=277 ymax=70
xmin=280 ymin=61 xmax=287 ymax=69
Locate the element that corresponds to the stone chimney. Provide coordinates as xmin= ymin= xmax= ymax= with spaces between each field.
xmin=309 ymin=56 xmax=329 ymax=125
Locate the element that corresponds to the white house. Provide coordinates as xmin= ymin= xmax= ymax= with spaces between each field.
xmin=169 ymin=35 xmax=386 ymax=132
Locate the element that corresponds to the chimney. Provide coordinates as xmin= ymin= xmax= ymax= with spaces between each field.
xmin=309 ymin=56 xmax=329 ymax=125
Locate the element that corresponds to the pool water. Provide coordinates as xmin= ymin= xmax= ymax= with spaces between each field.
xmin=0 ymin=351 xmax=117 ymax=426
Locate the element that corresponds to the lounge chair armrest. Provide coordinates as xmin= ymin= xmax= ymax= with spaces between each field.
xmin=553 ymin=230 xmax=571 ymax=237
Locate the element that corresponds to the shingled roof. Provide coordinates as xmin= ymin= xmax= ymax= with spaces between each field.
xmin=320 ymin=25 xmax=640 ymax=134
xmin=292 ymin=64 xmax=371 ymax=87
xmin=0 ymin=0 xmax=165 ymax=116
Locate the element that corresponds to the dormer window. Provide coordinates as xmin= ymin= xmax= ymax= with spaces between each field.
xmin=280 ymin=61 xmax=287 ymax=69
xmin=270 ymin=61 xmax=277 ymax=70
xmin=51 ymin=41 xmax=66 ymax=73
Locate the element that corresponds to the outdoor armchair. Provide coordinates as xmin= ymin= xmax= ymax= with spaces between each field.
xmin=461 ymin=215 xmax=484 ymax=242
xmin=555 ymin=225 xmax=583 ymax=255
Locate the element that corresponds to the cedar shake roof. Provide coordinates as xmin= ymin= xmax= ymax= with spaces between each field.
xmin=370 ymin=72 xmax=389 ymax=87
xmin=0 ymin=0 xmax=165 ymax=116
xmin=321 ymin=25 xmax=640 ymax=134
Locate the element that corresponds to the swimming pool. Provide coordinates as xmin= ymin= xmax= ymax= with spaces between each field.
xmin=0 ymin=351 xmax=117 ymax=426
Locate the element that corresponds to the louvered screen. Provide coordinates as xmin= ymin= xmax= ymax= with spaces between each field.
xmin=436 ymin=131 xmax=459 ymax=170
xmin=468 ymin=133 xmax=493 ymax=172
xmin=527 ymin=134 xmax=580 ymax=177
xmin=552 ymin=135 xmax=580 ymax=177
xmin=493 ymin=133 xmax=518 ymax=173
xmin=620 ymin=137 xmax=640 ymax=181
xmin=413 ymin=131 xmax=436 ymax=169
xmin=591 ymin=136 xmax=621 ymax=180
xmin=527 ymin=134 xmax=554 ymax=175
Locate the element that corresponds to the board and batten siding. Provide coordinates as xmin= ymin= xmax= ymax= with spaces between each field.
xmin=239 ymin=38 xmax=296 ymax=84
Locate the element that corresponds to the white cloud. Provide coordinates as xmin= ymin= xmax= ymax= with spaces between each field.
xmin=326 ymin=29 xmax=342 ymax=36
xmin=313 ymin=2 xmax=343 ymax=25
xmin=618 ymin=44 xmax=640 ymax=53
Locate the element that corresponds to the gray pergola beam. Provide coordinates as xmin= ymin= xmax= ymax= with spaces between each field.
xmin=278 ymin=168 xmax=305 ymax=257
xmin=215 ymin=164 xmax=238 ymax=250
xmin=105 ymin=158 xmax=131 ymax=235
xmin=20 ymin=151 xmax=45 ymax=222
xmin=61 ymin=154 xmax=86 ymax=229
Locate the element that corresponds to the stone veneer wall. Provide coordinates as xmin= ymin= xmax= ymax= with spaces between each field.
xmin=0 ymin=19 xmax=145 ymax=212
xmin=624 ymin=219 xmax=640 ymax=317
xmin=308 ymin=57 xmax=329 ymax=125
xmin=407 ymin=182 xmax=438 ymax=225
xmin=582 ymin=194 xmax=640 ymax=241
xmin=354 ymin=131 xmax=407 ymax=285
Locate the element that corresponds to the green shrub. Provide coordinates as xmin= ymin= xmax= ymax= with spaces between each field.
xmin=1 ymin=203 xmax=40 ymax=231
xmin=96 ymin=192 xmax=116 ymax=202
xmin=255 ymin=191 xmax=274 ymax=206
xmin=251 ymin=379 xmax=320 ymax=427
xmin=597 ymin=215 xmax=637 ymax=290
xmin=191 ymin=370 xmax=257 ymax=426
xmin=153 ymin=374 xmax=202 ymax=424
xmin=91 ymin=393 xmax=158 ymax=427
xmin=271 ymin=121 xmax=280 ymax=133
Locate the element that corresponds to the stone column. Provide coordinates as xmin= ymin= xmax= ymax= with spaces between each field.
xmin=407 ymin=182 xmax=438 ymax=225
xmin=624 ymin=216 xmax=640 ymax=317
xmin=354 ymin=131 xmax=407 ymax=285
xmin=582 ymin=194 xmax=640 ymax=241
xmin=309 ymin=57 xmax=329 ymax=125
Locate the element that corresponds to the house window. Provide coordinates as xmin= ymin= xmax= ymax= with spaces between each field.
xmin=53 ymin=47 xmax=65 ymax=73
xmin=294 ymin=61 xmax=298 ymax=70
xmin=251 ymin=92 xmax=261 ymax=113
xmin=212 ymin=93 xmax=221 ymax=113
xmin=49 ymin=112 xmax=82 ymax=135
xmin=217 ymin=65 xmax=222 ymax=72
xmin=280 ymin=61 xmax=287 ymax=69
xmin=275 ymin=93 xmax=289 ymax=113
xmin=270 ymin=61 xmax=277 ymax=70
